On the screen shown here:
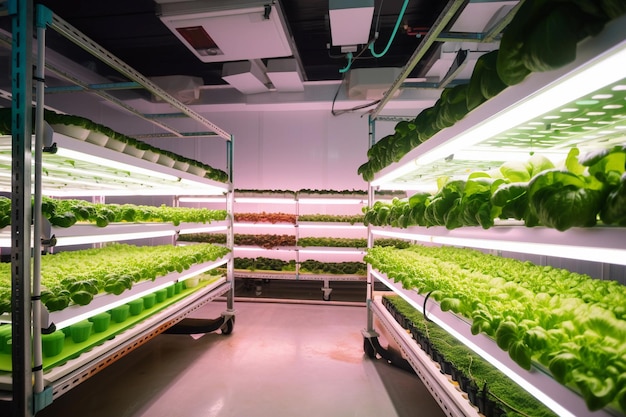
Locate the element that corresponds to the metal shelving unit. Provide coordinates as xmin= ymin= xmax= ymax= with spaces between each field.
xmin=4 ymin=3 xmax=235 ymax=416
xmin=363 ymin=8 xmax=626 ymax=417
xmin=231 ymin=191 xmax=368 ymax=300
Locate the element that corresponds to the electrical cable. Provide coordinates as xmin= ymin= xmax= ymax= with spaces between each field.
xmin=330 ymin=73 xmax=382 ymax=117
xmin=369 ymin=0 xmax=410 ymax=58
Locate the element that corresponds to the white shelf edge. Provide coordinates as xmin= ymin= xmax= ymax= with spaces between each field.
xmin=39 ymin=132 xmax=229 ymax=196
xmin=0 ymin=221 xmax=230 ymax=248
xmin=370 ymin=225 xmax=626 ymax=266
xmin=233 ymin=271 xmax=365 ymax=281
xmin=41 ymin=279 xmax=231 ymax=392
xmin=297 ymin=222 xmax=367 ymax=230
xmin=370 ymin=297 xmax=479 ymax=417
xmin=0 ymin=278 xmax=231 ymax=391
xmin=371 ymin=269 xmax=616 ymax=417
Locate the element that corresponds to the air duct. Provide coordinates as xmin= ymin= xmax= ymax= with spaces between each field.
xmin=156 ymin=0 xmax=294 ymax=63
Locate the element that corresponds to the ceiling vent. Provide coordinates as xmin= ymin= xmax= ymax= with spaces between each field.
xmin=156 ymin=0 xmax=294 ymax=63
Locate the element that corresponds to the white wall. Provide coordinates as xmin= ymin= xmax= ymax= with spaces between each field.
xmin=147 ymin=110 xmax=370 ymax=191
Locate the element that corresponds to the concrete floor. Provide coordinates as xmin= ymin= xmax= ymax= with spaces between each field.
xmin=38 ymin=301 xmax=445 ymax=417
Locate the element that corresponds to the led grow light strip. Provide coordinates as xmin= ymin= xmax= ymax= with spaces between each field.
xmin=298 ymin=198 xmax=366 ymax=205
xmin=54 ymin=147 xmax=180 ymax=182
xmin=178 ymin=197 xmax=226 ymax=203
xmin=299 ymin=249 xmax=365 ymax=255
xmin=233 ymin=222 xmax=295 ymax=229
xmin=52 ymin=280 xmax=177 ymax=330
xmin=178 ymin=225 xmax=229 ymax=235
xmin=372 ymin=37 xmax=626 ymax=187
xmin=234 ymin=247 xmax=294 ymax=253
xmin=371 ymin=229 xmax=626 ymax=266
xmin=235 ymin=197 xmax=297 ymax=204
xmin=43 ymin=162 xmax=172 ymax=188
xmin=371 ymin=270 xmax=575 ymax=417
xmin=52 ymin=257 xmax=229 ymax=330
xmin=298 ymin=223 xmax=367 ymax=230
xmin=55 ymin=229 xmax=177 ymax=246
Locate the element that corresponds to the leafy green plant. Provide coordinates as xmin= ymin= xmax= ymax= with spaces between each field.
xmin=0 ymin=243 xmax=230 ymax=314
xmin=358 ymin=5 xmax=625 ymax=180
xmin=363 ymin=146 xmax=626 ymax=231
xmin=384 ymin=295 xmax=558 ymax=417
xmin=366 ymin=244 xmax=626 ymax=412
xmin=38 ymin=197 xmax=227 ymax=228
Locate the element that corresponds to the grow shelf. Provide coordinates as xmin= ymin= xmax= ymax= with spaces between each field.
xmin=371 ymin=15 xmax=626 ymax=191
xmin=0 ymin=132 xmax=228 ymax=197
xmin=0 ymin=275 xmax=231 ymax=396
xmin=233 ymin=270 xmax=366 ymax=282
xmin=370 ymin=224 xmax=626 ymax=266
xmin=0 ymin=221 xmax=229 ymax=248
xmin=371 ymin=269 xmax=617 ymax=417
xmin=368 ymin=297 xmax=480 ymax=417
xmin=42 ymin=256 xmax=230 ymax=330
xmin=297 ymin=222 xmax=367 ymax=230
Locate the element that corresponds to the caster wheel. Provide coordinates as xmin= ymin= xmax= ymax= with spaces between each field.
xmin=221 ymin=317 xmax=235 ymax=335
xmin=363 ymin=337 xmax=376 ymax=358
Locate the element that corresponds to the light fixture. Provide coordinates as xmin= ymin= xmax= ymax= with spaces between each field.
xmin=51 ymin=280 xmax=176 ymax=330
xmin=234 ymin=222 xmax=295 ymax=229
xmin=234 ymin=247 xmax=293 ymax=252
xmin=178 ymin=196 xmax=226 ymax=203
xmin=55 ymin=229 xmax=177 ymax=247
xmin=298 ymin=198 xmax=365 ymax=205
xmin=54 ymin=147 xmax=180 ymax=182
xmin=299 ymin=249 xmax=364 ymax=255
xmin=370 ymin=228 xmax=626 ymax=266
xmin=298 ymin=223 xmax=367 ymax=230
xmin=329 ymin=0 xmax=374 ymax=46
xmin=178 ymin=225 xmax=229 ymax=235
xmin=177 ymin=258 xmax=228 ymax=281
xmin=234 ymin=197 xmax=296 ymax=204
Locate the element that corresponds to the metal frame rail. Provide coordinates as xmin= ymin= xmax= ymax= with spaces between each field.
xmin=364 ymin=1 xmax=524 ymax=416
xmin=7 ymin=3 xmax=236 ymax=416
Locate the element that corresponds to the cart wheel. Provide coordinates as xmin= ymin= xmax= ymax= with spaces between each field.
xmin=363 ymin=337 xmax=376 ymax=358
xmin=221 ymin=317 xmax=235 ymax=335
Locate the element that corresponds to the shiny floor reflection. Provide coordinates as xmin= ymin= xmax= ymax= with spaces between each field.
xmin=38 ymin=301 xmax=445 ymax=417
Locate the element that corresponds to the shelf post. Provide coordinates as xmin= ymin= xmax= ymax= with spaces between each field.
xmin=366 ymin=115 xmax=376 ymax=332
xmin=226 ymin=137 xmax=235 ymax=312
xmin=10 ymin=0 xmax=35 ymax=415
xmin=31 ymin=4 xmax=53 ymax=404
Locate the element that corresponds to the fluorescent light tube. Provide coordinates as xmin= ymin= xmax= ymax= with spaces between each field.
xmin=56 ymin=230 xmax=177 ymax=246
xmin=298 ymin=198 xmax=365 ymax=205
xmin=234 ymin=222 xmax=295 ymax=229
xmin=298 ymin=223 xmax=367 ymax=230
xmin=178 ymin=225 xmax=228 ymax=235
xmin=235 ymin=197 xmax=296 ymax=204
xmin=299 ymin=249 xmax=364 ymax=255
xmin=54 ymin=147 xmax=180 ymax=182
xmin=370 ymin=229 xmax=626 ymax=266
xmin=178 ymin=197 xmax=226 ymax=203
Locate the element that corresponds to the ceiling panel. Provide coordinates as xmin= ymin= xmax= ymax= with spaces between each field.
xmin=33 ymin=0 xmax=446 ymax=85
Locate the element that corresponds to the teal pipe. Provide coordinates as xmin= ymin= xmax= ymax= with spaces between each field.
xmin=369 ymin=0 xmax=410 ymax=58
